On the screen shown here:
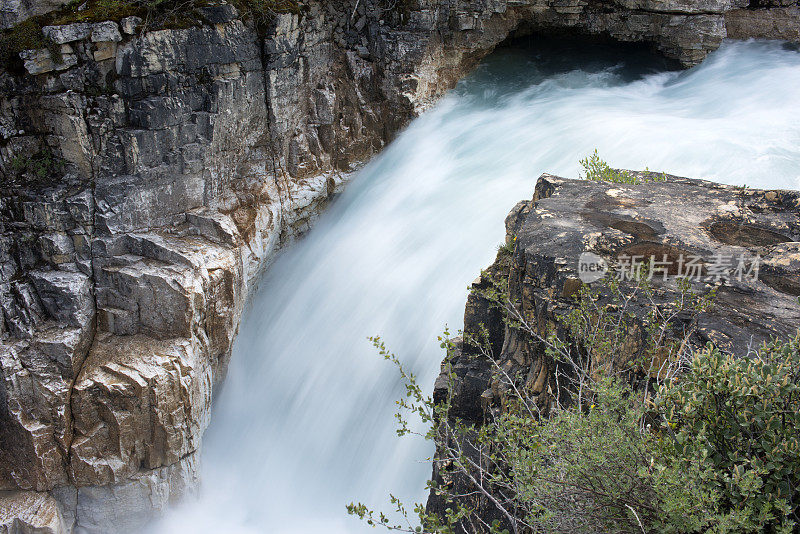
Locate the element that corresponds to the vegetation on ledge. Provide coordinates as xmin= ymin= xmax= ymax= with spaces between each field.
xmin=580 ymin=149 xmax=668 ymax=184
xmin=0 ymin=0 xmax=302 ymax=63
xmin=8 ymin=147 xmax=66 ymax=184
xmin=350 ymin=271 xmax=800 ymax=533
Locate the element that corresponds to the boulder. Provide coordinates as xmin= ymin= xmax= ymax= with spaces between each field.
xmin=41 ymin=24 xmax=91 ymax=44
xmin=120 ymin=16 xmax=142 ymax=35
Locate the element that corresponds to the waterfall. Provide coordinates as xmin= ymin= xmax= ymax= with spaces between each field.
xmin=152 ymin=38 xmax=800 ymax=533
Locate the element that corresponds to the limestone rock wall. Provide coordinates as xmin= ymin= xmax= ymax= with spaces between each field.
xmin=1 ymin=0 xmax=799 ymax=532
xmin=0 ymin=5 xmax=409 ymax=531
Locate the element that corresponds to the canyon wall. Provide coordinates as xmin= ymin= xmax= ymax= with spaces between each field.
xmin=428 ymin=174 xmax=800 ymax=526
xmin=1 ymin=0 xmax=799 ymax=532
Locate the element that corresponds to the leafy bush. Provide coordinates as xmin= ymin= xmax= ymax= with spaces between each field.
xmin=348 ymin=268 xmax=800 ymax=533
xmin=580 ymin=150 xmax=667 ymax=184
xmin=9 ymin=148 xmax=65 ymax=182
xmin=495 ymin=235 xmax=516 ymax=257
xmin=657 ymin=339 xmax=800 ymax=532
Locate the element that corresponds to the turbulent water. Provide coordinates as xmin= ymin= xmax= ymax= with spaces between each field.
xmin=153 ymin=39 xmax=800 ymax=533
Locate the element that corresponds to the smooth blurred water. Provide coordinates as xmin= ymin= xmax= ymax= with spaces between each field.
xmin=153 ymin=38 xmax=800 ymax=533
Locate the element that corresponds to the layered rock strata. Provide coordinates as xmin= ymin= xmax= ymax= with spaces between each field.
xmin=428 ymin=173 xmax=800 ymax=525
xmin=1 ymin=5 xmax=407 ymax=531
xmin=2 ymin=0 xmax=800 ymax=532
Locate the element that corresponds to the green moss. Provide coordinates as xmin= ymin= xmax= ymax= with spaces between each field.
xmin=0 ymin=18 xmax=61 ymax=65
xmin=48 ymin=0 xmax=220 ymax=28
xmin=2 ymin=19 xmax=49 ymax=51
xmin=50 ymin=0 xmax=142 ymax=25
xmin=1 ymin=0 xmax=306 ymax=65
xmin=1 ymin=0 xmax=210 ymax=62
xmin=230 ymin=0 xmax=302 ymax=29
xmin=9 ymin=147 xmax=66 ymax=183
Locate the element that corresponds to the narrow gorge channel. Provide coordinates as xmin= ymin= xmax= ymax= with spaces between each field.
xmin=151 ymin=38 xmax=800 ymax=533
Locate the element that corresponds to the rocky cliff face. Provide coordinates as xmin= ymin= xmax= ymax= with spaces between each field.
xmin=1 ymin=0 xmax=799 ymax=532
xmin=0 ymin=0 xmax=70 ymax=29
xmin=428 ymin=174 xmax=800 ymax=524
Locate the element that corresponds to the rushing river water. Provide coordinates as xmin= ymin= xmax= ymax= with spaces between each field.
xmin=153 ymin=38 xmax=800 ymax=533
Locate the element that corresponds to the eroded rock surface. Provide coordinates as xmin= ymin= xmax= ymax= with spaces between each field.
xmin=0 ymin=490 xmax=70 ymax=534
xmin=2 ymin=0 xmax=800 ymax=531
xmin=0 ymin=6 xmax=395 ymax=531
xmin=428 ymin=173 xmax=800 ymax=522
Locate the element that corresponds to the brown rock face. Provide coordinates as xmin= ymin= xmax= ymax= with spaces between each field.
xmin=428 ymin=173 xmax=800 ymax=523
xmin=0 ymin=490 xmax=70 ymax=533
xmin=727 ymin=6 xmax=800 ymax=41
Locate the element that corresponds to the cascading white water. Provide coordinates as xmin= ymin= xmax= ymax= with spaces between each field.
xmin=153 ymin=38 xmax=800 ymax=533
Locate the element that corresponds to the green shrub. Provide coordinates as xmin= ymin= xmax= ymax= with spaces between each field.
xmin=495 ymin=236 xmax=516 ymax=257
xmin=580 ymin=150 xmax=667 ymax=184
xmin=348 ymin=272 xmax=800 ymax=533
xmin=9 ymin=148 xmax=65 ymax=182
xmin=657 ymin=338 xmax=800 ymax=532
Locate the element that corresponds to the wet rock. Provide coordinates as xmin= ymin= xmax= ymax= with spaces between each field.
xmin=74 ymin=453 xmax=198 ymax=534
xmin=69 ymin=334 xmax=212 ymax=486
